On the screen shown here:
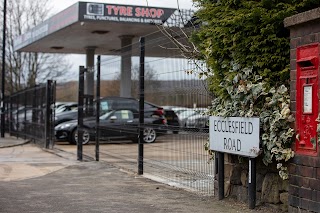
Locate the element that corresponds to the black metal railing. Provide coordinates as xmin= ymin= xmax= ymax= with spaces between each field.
xmin=5 ymin=80 xmax=55 ymax=148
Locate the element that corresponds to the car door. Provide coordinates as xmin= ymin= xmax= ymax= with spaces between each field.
xmin=99 ymin=109 xmax=136 ymax=139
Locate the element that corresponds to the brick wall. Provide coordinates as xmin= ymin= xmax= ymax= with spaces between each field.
xmin=284 ymin=8 xmax=320 ymax=213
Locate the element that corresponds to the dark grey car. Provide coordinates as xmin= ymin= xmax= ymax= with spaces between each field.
xmin=55 ymin=109 xmax=168 ymax=145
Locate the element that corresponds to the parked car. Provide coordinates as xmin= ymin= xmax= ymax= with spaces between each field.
xmin=55 ymin=109 xmax=167 ymax=144
xmin=10 ymin=106 xmax=34 ymax=131
xmin=55 ymin=110 xmax=78 ymax=126
xmin=55 ymin=97 xmax=180 ymax=133
xmin=55 ymin=102 xmax=78 ymax=114
xmin=163 ymin=106 xmax=189 ymax=116
xmin=178 ymin=108 xmax=207 ymax=128
xmin=161 ymin=106 xmax=181 ymax=134
xmin=185 ymin=113 xmax=209 ymax=132
xmin=100 ymin=97 xmax=180 ymax=133
xmin=55 ymin=102 xmax=69 ymax=109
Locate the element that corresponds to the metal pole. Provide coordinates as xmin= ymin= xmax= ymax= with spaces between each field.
xmin=77 ymin=66 xmax=85 ymax=161
xmin=138 ymin=37 xmax=145 ymax=175
xmin=1 ymin=0 xmax=7 ymax=138
xmin=218 ymin=152 xmax=224 ymax=200
xmin=215 ymin=153 xmax=218 ymax=175
xmin=50 ymin=81 xmax=56 ymax=149
xmin=9 ymin=95 xmax=11 ymax=134
xmin=248 ymin=158 xmax=256 ymax=209
xmin=95 ymin=56 xmax=101 ymax=161
xmin=45 ymin=80 xmax=52 ymax=149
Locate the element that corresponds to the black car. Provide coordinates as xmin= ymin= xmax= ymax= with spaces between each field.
xmin=55 ymin=109 xmax=167 ymax=144
xmin=55 ymin=110 xmax=78 ymax=126
xmin=55 ymin=102 xmax=78 ymax=114
xmin=55 ymin=97 xmax=180 ymax=133
xmin=54 ymin=97 xmax=162 ymax=126
xmin=185 ymin=113 xmax=209 ymax=132
xmin=99 ymin=97 xmax=180 ymax=133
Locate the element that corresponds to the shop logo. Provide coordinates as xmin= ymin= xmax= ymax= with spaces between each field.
xmin=87 ymin=3 xmax=104 ymax=16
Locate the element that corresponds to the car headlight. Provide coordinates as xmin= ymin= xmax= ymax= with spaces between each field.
xmin=56 ymin=123 xmax=71 ymax=130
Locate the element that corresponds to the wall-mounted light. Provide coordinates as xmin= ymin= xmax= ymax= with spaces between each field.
xmin=50 ymin=46 xmax=64 ymax=50
xmin=91 ymin=30 xmax=109 ymax=35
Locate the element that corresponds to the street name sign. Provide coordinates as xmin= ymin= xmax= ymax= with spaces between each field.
xmin=209 ymin=116 xmax=260 ymax=157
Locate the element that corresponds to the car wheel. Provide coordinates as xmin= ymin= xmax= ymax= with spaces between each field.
xmin=72 ymin=128 xmax=90 ymax=145
xmin=143 ymin=127 xmax=156 ymax=143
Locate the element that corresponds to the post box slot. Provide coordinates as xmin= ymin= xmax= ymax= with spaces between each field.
xmin=297 ymin=56 xmax=316 ymax=69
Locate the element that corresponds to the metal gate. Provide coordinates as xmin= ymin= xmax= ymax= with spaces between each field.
xmin=5 ymin=80 xmax=56 ymax=148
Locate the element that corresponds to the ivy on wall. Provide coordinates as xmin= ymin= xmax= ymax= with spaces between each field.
xmin=205 ymin=67 xmax=295 ymax=179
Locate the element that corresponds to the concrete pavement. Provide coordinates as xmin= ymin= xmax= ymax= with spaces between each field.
xmin=0 ymin=137 xmax=76 ymax=182
xmin=0 ymin=135 xmax=280 ymax=213
xmin=0 ymin=135 xmax=29 ymax=148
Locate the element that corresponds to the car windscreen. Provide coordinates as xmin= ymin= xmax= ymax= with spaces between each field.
xmin=100 ymin=99 xmax=138 ymax=113
xmin=99 ymin=111 xmax=114 ymax=120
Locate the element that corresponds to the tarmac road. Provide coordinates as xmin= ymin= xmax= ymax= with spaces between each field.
xmin=0 ymin=136 xmax=280 ymax=213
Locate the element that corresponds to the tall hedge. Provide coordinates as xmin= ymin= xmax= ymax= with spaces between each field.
xmin=192 ymin=0 xmax=320 ymax=178
xmin=192 ymin=0 xmax=320 ymax=96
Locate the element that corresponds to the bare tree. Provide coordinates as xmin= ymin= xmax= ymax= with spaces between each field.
xmin=1 ymin=0 xmax=70 ymax=94
xmin=131 ymin=64 xmax=159 ymax=97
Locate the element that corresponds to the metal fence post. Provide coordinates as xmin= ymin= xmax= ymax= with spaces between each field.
xmin=23 ymin=88 xmax=27 ymax=140
xmin=1 ymin=0 xmax=7 ymax=138
xmin=95 ymin=55 xmax=101 ymax=161
xmin=218 ymin=152 xmax=224 ymax=200
xmin=31 ymin=86 xmax=37 ymax=140
xmin=16 ymin=94 xmax=20 ymax=138
xmin=45 ymin=80 xmax=55 ymax=149
xmin=248 ymin=158 xmax=256 ymax=209
xmin=9 ymin=96 xmax=12 ymax=134
xmin=51 ymin=81 xmax=56 ymax=148
xmin=45 ymin=80 xmax=51 ymax=148
xmin=138 ymin=37 xmax=145 ymax=175
xmin=78 ymin=66 xmax=85 ymax=161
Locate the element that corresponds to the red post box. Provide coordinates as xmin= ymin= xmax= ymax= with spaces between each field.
xmin=296 ymin=43 xmax=319 ymax=156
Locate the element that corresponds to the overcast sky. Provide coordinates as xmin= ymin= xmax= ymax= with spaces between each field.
xmin=49 ymin=0 xmax=196 ymax=13
xmin=46 ymin=0 xmax=196 ymax=81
